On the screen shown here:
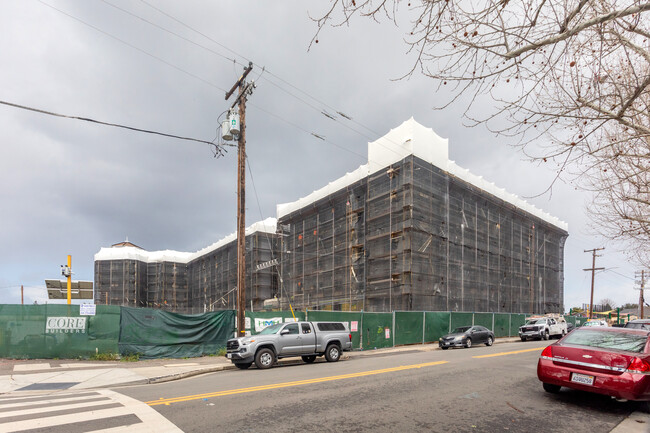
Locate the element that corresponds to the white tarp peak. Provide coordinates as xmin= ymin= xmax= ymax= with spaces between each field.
xmin=94 ymin=217 xmax=278 ymax=264
xmin=368 ymin=117 xmax=449 ymax=174
xmin=277 ymin=118 xmax=567 ymax=231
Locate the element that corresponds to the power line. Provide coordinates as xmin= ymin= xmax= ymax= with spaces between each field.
xmin=601 ymin=268 xmax=635 ymax=281
xmin=102 ymin=1 xmax=404 ymax=154
xmin=37 ymin=0 xmax=228 ymax=94
xmin=0 ymin=99 xmax=232 ymax=152
xmin=37 ymin=0 xmax=572 ymax=207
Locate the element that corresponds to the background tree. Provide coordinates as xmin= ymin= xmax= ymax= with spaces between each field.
xmin=621 ymin=302 xmax=639 ymax=309
xmin=598 ymin=297 xmax=617 ymax=310
xmin=313 ymin=1 xmax=650 ymax=265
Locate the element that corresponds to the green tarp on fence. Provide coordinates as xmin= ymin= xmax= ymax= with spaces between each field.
xmin=510 ymin=314 xmax=527 ymax=336
xmin=450 ymin=312 xmax=474 ymax=330
xmin=424 ymin=312 xmax=450 ymax=343
xmin=395 ymin=312 xmax=424 ymax=346
xmin=119 ymin=307 xmax=234 ymax=359
xmin=360 ymin=312 xmax=393 ymax=350
xmin=0 ymin=304 xmax=120 ymax=359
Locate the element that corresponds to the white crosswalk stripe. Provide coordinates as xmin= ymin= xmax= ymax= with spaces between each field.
xmin=0 ymin=389 xmax=183 ymax=432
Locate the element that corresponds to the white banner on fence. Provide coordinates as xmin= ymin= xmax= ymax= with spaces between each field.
xmin=255 ymin=317 xmax=282 ymax=332
xmin=46 ymin=317 xmax=87 ymax=334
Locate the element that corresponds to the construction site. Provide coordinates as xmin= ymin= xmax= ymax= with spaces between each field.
xmin=276 ymin=119 xmax=568 ymax=313
xmin=94 ymin=219 xmax=279 ymax=314
xmin=94 ymin=118 xmax=568 ymax=315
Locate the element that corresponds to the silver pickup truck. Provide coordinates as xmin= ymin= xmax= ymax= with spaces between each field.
xmin=226 ymin=321 xmax=352 ymax=369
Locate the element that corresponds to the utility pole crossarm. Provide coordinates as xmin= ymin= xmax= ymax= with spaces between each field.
xmin=225 ymin=62 xmax=253 ymax=100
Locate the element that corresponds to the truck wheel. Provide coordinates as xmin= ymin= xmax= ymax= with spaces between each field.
xmin=235 ymin=362 xmax=252 ymax=370
xmin=255 ymin=348 xmax=275 ymax=369
xmin=325 ymin=344 xmax=341 ymax=362
xmin=520 ymin=337 xmax=526 ymax=342
xmin=302 ymin=355 xmax=317 ymax=363
xmin=543 ymin=330 xmax=550 ymax=340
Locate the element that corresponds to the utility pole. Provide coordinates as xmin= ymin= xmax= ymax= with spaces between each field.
xmin=225 ymin=62 xmax=254 ymax=337
xmin=583 ymin=248 xmax=604 ymax=319
xmin=21 ymin=285 xmax=24 ymax=305
xmin=635 ymin=270 xmax=648 ymax=319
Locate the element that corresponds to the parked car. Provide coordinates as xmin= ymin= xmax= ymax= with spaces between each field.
xmin=624 ymin=319 xmax=650 ymax=330
xmin=537 ymin=326 xmax=650 ymax=409
xmin=439 ymin=326 xmax=494 ymax=349
xmin=226 ymin=321 xmax=352 ymax=370
xmin=582 ymin=319 xmax=609 ymax=327
xmin=519 ymin=316 xmax=568 ymax=341
xmin=566 ymin=322 xmax=575 ymax=333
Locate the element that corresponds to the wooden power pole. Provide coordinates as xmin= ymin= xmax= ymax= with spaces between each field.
xmin=636 ymin=270 xmax=647 ymax=319
xmin=225 ymin=62 xmax=254 ymax=337
xmin=583 ymin=247 xmax=605 ymax=319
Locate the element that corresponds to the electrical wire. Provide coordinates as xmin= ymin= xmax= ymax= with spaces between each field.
xmin=37 ymin=0 xmax=228 ymax=94
xmin=37 ymin=0 xmax=578 ymax=243
xmin=101 ymin=0 xmax=410 ymax=158
xmin=0 ymin=99 xmax=233 ymax=152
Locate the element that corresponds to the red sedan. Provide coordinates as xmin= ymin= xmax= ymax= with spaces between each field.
xmin=537 ymin=326 xmax=650 ymax=407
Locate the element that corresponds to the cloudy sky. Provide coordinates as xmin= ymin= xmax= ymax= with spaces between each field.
xmin=0 ymin=1 xmax=640 ymax=310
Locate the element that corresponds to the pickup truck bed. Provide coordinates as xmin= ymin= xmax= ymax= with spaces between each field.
xmin=226 ymin=321 xmax=352 ymax=369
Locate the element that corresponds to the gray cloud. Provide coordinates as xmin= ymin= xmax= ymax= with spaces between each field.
xmin=0 ymin=0 xmax=637 ymax=309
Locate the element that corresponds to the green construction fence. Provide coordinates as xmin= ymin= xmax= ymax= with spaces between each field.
xmin=302 ymin=310 xmax=532 ymax=350
xmin=0 ymin=304 xmax=120 ymax=359
xmin=1 ymin=304 xmax=578 ymax=359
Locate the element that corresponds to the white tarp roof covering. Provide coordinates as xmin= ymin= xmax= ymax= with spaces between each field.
xmin=277 ymin=118 xmax=568 ymax=231
xmin=94 ymin=217 xmax=277 ymax=264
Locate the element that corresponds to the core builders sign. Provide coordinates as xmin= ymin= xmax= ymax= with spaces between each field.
xmin=46 ymin=317 xmax=87 ymax=334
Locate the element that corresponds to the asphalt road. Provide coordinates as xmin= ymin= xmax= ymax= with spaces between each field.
xmin=118 ymin=340 xmax=638 ymax=433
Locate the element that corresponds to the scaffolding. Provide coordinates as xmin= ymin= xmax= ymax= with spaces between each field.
xmin=187 ymin=232 xmax=278 ymax=313
xmin=278 ymin=155 xmax=567 ymax=314
xmin=94 ymin=259 xmax=147 ymax=308
xmin=94 ymin=231 xmax=279 ymax=314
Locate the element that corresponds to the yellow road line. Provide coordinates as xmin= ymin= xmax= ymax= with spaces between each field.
xmin=473 ymin=347 xmax=544 ymax=359
xmin=146 ymin=361 xmax=448 ymax=406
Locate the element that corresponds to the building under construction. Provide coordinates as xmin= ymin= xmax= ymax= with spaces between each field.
xmin=94 ymin=119 xmax=567 ymax=314
xmin=94 ymin=219 xmax=279 ymax=313
xmin=276 ymin=118 xmax=568 ymax=313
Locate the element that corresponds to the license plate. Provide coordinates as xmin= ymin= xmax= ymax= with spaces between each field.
xmin=226 ymin=353 xmax=232 ymax=359
xmin=571 ymin=373 xmax=594 ymax=386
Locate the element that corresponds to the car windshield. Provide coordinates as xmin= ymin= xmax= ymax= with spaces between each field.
xmin=534 ymin=319 xmax=547 ymax=325
xmin=452 ymin=326 xmax=471 ymax=333
xmin=258 ymin=323 xmax=283 ymax=335
xmin=525 ymin=320 xmax=537 ymax=325
xmin=563 ymin=329 xmax=648 ymax=353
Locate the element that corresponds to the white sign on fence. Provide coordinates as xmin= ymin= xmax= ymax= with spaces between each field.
xmin=80 ymin=304 xmax=96 ymax=316
xmin=255 ymin=317 xmax=282 ymax=332
xmin=46 ymin=317 xmax=87 ymax=334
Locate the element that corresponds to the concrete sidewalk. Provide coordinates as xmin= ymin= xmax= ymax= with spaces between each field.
xmin=1 ymin=340 xmax=648 ymax=432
